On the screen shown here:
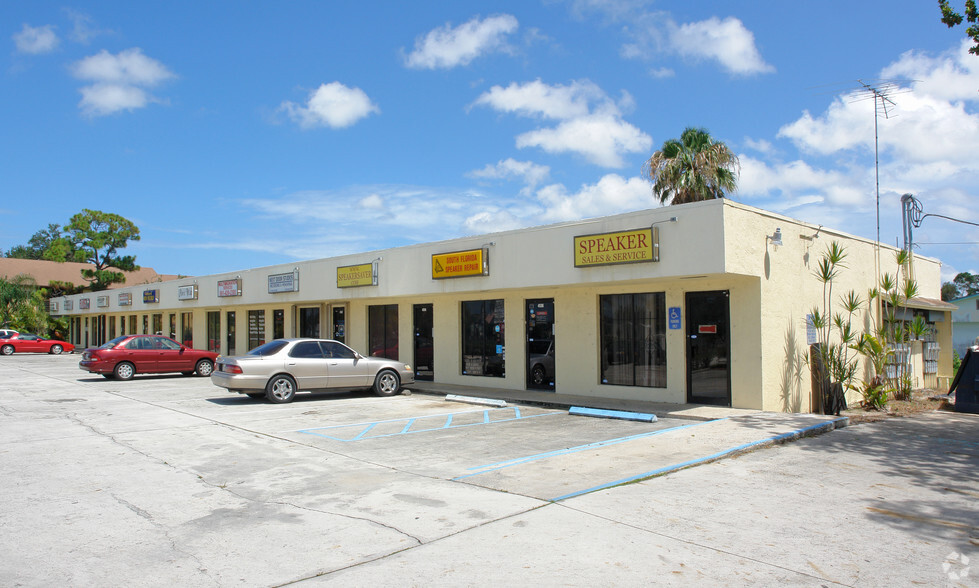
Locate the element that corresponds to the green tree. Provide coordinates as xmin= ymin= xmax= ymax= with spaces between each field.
xmin=941 ymin=281 xmax=959 ymax=301
xmin=953 ymin=271 xmax=979 ymax=297
xmin=57 ymin=209 xmax=141 ymax=291
xmin=4 ymin=224 xmax=73 ymax=260
xmin=940 ymin=0 xmax=979 ymax=55
xmin=641 ymin=126 xmax=740 ymax=205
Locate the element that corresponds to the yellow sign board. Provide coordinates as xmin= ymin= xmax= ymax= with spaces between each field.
xmin=337 ymin=263 xmax=375 ymax=288
xmin=574 ymin=228 xmax=656 ymax=267
xmin=432 ymin=249 xmax=486 ymax=279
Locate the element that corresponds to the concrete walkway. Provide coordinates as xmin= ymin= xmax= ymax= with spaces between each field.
xmin=406 ymin=380 xmax=764 ymax=421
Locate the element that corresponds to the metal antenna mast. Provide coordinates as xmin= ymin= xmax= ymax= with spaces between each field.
xmin=845 ymin=79 xmax=911 ymax=323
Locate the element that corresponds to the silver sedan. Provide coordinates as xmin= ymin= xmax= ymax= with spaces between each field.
xmin=211 ymin=338 xmax=414 ymax=403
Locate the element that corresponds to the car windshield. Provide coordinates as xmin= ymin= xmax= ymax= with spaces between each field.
xmin=247 ymin=340 xmax=289 ymax=356
xmin=99 ymin=336 xmax=130 ymax=350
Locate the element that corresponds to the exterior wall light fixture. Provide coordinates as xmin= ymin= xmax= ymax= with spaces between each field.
xmin=767 ymin=228 xmax=783 ymax=247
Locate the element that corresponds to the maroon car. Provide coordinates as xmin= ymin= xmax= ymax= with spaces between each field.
xmin=79 ymin=334 xmax=217 ymax=380
xmin=0 ymin=333 xmax=74 ymax=356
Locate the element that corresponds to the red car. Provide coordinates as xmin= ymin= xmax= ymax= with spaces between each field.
xmin=0 ymin=333 xmax=74 ymax=355
xmin=79 ymin=334 xmax=218 ymax=380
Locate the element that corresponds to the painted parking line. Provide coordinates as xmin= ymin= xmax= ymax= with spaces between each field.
xmin=455 ymin=419 xmax=723 ymax=481
xmin=296 ymin=406 xmax=562 ymax=442
xmin=549 ymin=416 xmax=848 ymax=502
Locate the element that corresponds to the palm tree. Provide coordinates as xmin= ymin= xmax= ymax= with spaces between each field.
xmin=641 ymin=127 xmax=740 ymax=205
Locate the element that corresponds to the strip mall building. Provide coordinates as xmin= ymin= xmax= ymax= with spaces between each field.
xmin=52 ymin=199 xmax=954 ymax=412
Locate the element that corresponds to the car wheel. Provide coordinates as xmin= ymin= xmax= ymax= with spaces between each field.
xmin=265 ymin=375 xmax=296 ymax=403
xmin=195 ymin=359 xmax=214 ymax=377
xmin=1 ymin=344 xmax=13 ymax=356
xmin=246 ymin=393 xmax=265 ymax=400
xmin=531 ymin=364 xmax=547 ymax=386
xmin=114 ymin=362 xmax=136 ymax=381
xmin=50 ymin=344 xmax=64 ymax=355
xmin=373 ymin=370 xmax=401 ymax=397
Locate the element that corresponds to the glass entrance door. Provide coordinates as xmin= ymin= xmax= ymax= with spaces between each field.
xmin=526 ymin=299 xmax=555 ymax=390
xmin=413 ymin=304 xmax=434 ymax=381
xmin=299 ymin=307 xmax=320 ymax=338
xmin=685 ymin=290 xmax=731 ymax=406
xmin=332 ymin=306 xmax=345 ymax=342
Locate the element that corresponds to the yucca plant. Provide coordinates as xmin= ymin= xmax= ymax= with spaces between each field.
xmin=806 ymin=241 xmax=861 ymax=415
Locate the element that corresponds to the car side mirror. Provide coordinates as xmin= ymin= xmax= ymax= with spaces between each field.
xmin=354 ymin=352 xmax=364 ymax=360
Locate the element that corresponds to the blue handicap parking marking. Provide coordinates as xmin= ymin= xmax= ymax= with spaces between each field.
xmin=297 ymin=406 xmax=560 ymax=442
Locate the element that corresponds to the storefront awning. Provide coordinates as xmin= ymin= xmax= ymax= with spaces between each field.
xmin=903 ymin=297 xmax=957 ymax=312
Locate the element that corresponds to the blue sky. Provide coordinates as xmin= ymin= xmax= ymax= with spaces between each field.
xmin=3 ymin=1 xmax=977 ymax=285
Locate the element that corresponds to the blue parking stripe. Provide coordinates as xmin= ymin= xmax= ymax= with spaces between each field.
xmin=297 ymin=407 xmax=561 ymax=442
xmin=549 ymin=417 xmax=847 ymax=501
xmin=455 ymin=419 xmax=724 ymax=481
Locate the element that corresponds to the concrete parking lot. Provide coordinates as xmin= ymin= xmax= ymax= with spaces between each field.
xmin=1 ymin=353 xmax=977 ymax=586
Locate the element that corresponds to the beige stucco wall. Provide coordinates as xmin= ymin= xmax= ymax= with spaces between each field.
xmin=54 ymin=199 xmax=950 ymax=411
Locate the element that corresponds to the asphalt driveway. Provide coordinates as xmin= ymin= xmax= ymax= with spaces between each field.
xmin=1 ymin=353 xmax=975 ymax=586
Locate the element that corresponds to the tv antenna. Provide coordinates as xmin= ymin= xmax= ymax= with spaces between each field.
xmin=844 ymin=78 xmax=912 ymax=322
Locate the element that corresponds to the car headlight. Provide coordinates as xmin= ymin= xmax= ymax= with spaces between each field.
xmin=404 ymin=364 xmax=413 ymax=372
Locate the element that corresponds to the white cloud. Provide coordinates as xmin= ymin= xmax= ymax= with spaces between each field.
xmin=464 ymin=209 xmax=524 ymax=234
xmin=739 ymin=155 xmax=866 ymax=209
xmin=78 ymin=83 xmax=150 ymax=117
xmin=360 ymin=194 xmax=384 ymax=209
xmin=472 ymin=79 xmax=602 ymax=119
xmin=229 ymin=175 xmax=658 ymax=261
xmin=467 ymin=158 xmax=551 ymax=194
xmin=778 ymin=42 xmax=979 ymax=175
xmin=403 ymin=14 xmax=518 ymax=69
xmin=70 ymin=48 xmax=175 ymax=117
xmin=64 ymin=10 xmax=105 ymax=44
xmin=669 ymin=17 xmax=774 ymax=76
xmin=516 ymin=113 xmax=651 ymax=168
xmin=73 ymin=48 xmax=174 ymax=85
xmin=473 ymin=79 xmax=651 ymax=168
xmin=13 ymin=24 xmax=59 ymax=54
xmin=280 ymin=82 xmax=380 ymax=129
xmin=536 ymin=174 xmax=654 ymax=222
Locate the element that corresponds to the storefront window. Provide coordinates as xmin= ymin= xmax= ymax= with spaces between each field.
xmin=461 ymin=299 xmax=505 ymax=377
xmin=600 ymin=293 xmax=666 ymax=387
xmin=109 ymin=316 xmax=116 ymax=340
xmin=248 ymin=310 xmax=266 ymax=351
xmin=181 ymin=312 xmax=193 ymax=347
xmin=369 ymin=304 xmax=399 ymax=360
xmin=152 ymin=314 xmax=163 ymax=336
xmin=206 ymin=311 xmax=220 ymax=353
xmin=142 ymin=315 xmax=149 ymax=335
xmin=168 ymin=314 xmax=176 ymax=340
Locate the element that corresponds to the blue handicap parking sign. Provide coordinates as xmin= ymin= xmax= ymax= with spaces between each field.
xmin=668 ymin=307 xmax=681 ymax=330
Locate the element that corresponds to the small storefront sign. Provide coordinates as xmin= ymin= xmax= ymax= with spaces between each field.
xmin=143 ymin=289 xmax=159 ymax=304
xmin=432 ymin=249 xmax=487 ymax=279
xmin=337 ymin=263 xmax=375 ymax=288
xmin=96 ymin=296 xmax=109 ymax=308
xmin=79 ymin=298 xmax=91 ymax=309
xmin=177 ymin=284 xmax=198 ymax=301
xmin=50 ymin=301 xmax=59 ymax=312
xmin=217 ymin=279 xmax=242 ymax=297
xmin=698 ymin=325 xmax=717 ymax=334
xmin=118 ymin=292 xmax=132 ymax=306
xmin=64 ymin=299 xmax=73 ymax=311
xmin=269 ymin=271 xmax=299 ymax=293
xmin=574 ymin=228 xmax=655 ymax=267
